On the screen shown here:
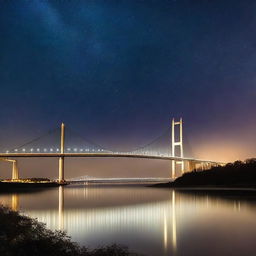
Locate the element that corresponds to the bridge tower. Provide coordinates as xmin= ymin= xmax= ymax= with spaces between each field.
xmin=0 ymin=158 xmax=19 ymax=180
xmin=171 ymin=118 xmax=184 ymax=179
xmin=58 ymin=123 xmax=65 ymax=183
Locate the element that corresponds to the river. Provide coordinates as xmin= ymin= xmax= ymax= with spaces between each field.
xmin=1 ymin=185 xmax=256 ymax=255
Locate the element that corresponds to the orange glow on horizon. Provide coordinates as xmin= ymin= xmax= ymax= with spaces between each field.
xmin=193 ymin=140 xmax=255 ymax=163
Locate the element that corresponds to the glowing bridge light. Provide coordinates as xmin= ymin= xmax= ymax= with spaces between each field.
xmin=67 ymin=148 xmax=71 ymax=151
xmin=74 ymin=148 xmax=77 ymax=152
xmin=43 ymin=148 xmax=47 ymax=152
xmin=22 ymin=149 xmax=26 ymax=152
xmin=6 ymin=150 xmax=9 ymax=153
xmin=37 ymin=148 xmax=40 ymax=152
xmin=50 ymin=148 xmax=53 ymax=152
xmin=30 ymin=148 xmax=34 ymax=152
xmin=56 ymin=148 xmax=59 ymax=152
xmin=14 ymin=149 xmax=18 ymax=152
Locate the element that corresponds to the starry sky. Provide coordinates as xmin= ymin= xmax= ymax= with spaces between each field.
xmin=0 ymin=0 xmax=256 ymax=178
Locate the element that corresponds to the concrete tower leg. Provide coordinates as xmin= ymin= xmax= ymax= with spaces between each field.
xmin=171 ymin=118 xmax=184 ymax=179
xmin=59 ymin=157 xmax=64 ymax=182
xmin=58 ymin=123 xmax=65 ymax=183
xmin=172 ymin=160 xmax=176 ymax=179
xmin=12 ymin=160 xmax=19 ymax=180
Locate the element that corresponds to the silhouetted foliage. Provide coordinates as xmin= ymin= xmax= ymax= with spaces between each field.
xmin=0 ymin=207 xmax=142 ymax=256
xmin=172 ymin=158 xmax=256 ymax=187
xmin=0 ymin=182 xmax=59 ymax=192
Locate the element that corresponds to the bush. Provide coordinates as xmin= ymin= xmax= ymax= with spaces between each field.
xmin=0 ymin=206 xmax=142 ymax=256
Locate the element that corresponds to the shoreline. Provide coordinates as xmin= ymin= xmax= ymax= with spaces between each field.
xmin=152 ymin=182 xmax=256 ymax=191
xmin=0 ymin=181 xmax=67 ymax=192
xmin=172 ymin=187 xmax=256 ymax=191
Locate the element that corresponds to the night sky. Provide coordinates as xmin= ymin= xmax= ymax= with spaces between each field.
xmin=0 ymin=0 xmax=256 ymax=178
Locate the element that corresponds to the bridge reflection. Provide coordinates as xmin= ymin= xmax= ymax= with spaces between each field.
xmin=58 ymin=186 xmax=64 ymax=230
xmin=3 ymin=187 xmax=249 ymax=256
xmin=9 ymin=187 xmax=179 ymax=253
xmin=11 ymin=194 xmax=19 ymax=211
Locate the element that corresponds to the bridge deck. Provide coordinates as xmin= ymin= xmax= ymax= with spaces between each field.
xmin=0 ymin=153 xmax=223 ymax=164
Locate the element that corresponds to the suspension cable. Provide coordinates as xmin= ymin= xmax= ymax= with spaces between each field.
xmin=9 ymin=127 xmax=59 ymax=151
xmin=66 ymin=126 xmax=170 ymax=153
xmin=65 ymin=127 xmax=113 ymax=152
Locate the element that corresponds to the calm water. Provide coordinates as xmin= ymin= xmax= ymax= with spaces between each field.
xmin=1 ymin=185 xmax=256 ymax=256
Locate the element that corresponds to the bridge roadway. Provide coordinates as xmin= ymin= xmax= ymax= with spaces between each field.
xmin=0 ymin=152 xmax=223 ymax=165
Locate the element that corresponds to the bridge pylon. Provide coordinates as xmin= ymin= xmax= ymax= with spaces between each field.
xmin=58 ymin=123 xmax=65 ymax=183
xmin=0 ymin=158 xmax=19 ymax=180
xmin=12 ymin=160 xmax=19 ymax=180
xmin=171 ymin=118 xmax=184 ymax=179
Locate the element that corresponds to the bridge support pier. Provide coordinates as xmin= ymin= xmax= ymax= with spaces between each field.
xmin=12 ymin=160 xmax=19 ymax=180
xmin=59 ymin=157 xmax=64 ymax=183
xmin=172 ymin=160 xmax=175 ymax=179
xmin=58 ymin=123 xmax=65 ymax=183
xmin=0 ymin=158 xmax=19 ymax=180
xmin=188 ymin=161 xmax=196 ymax=172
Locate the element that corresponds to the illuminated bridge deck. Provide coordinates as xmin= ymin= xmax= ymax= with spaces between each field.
xmin=0 ymin=152 xmax=223 ymax=165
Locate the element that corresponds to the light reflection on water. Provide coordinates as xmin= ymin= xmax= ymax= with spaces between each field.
xmin=1 ymin=186 xmax=256 ymax=256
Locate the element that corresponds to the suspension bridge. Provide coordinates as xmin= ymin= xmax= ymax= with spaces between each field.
xmin=0 ymin=118 xmax=224 ymax=183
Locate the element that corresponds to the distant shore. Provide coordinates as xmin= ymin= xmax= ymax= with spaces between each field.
xmin=152 ymin=159 xmax=256 ymax=190
xmin=0 ymin=180 xmax=64 ymax=192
